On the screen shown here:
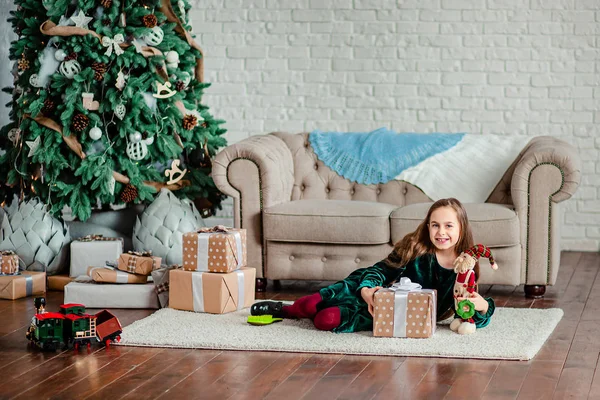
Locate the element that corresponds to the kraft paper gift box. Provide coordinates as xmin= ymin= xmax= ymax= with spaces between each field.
xmin=117 ymin=251 xmax=161 ymax=276
xmin=0 ymin=250 xmax=19 ymax=275
xmin=0 ymin=271 xmax=46 ymax=300
xmin=48 ymin=274 xmax=74 ymax=291
xmin=182 ymin=226 xmax=247 ymax=273
xmin=70 ymin=235 xmax=123 ymax=277
xmin=373 ymin=278 xmax=437 ymax=339
xmin=169 ymin=267 xmax=255 ymax=314
xmin=87 ymin=266 xmax=148 ymax=284
xmin=64 ymin=281 xmax=159 ymax=309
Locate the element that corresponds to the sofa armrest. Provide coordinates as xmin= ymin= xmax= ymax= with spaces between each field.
xmin=511 ymin=136 xmax=581 ymax=286
xmin=212 ymin=134 xmax=295 ymax=278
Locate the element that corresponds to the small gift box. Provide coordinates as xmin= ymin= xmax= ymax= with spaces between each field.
xmin=169 ymin=267 xmax=255 ymax=314
xmin=373 ymin=278 xmax=437 ymax=339
xmin=0 ymin=271 xmax=46 ymax=300
xmin=182 ymin=226 xmax=247 ymax=273
xmin=64 ymin=281 xmax=159 ymax=309
xmin=117 ymin=251 xmax=161 ymax=276
xmin=47 ymin=274 xmax=73 ymax=291
xmin=70 ymin=235 xmax=123 ymax=277
xmin=151 ymin=265 xmax=180 ymax=308
xmin=87 ymin=266 xmax=148 ymax=284
xmin=0 ymin=250 xmax=19 ymax=275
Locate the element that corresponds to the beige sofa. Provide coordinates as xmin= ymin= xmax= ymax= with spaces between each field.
xmin=213 ymin=132 xmax=581 ymax=298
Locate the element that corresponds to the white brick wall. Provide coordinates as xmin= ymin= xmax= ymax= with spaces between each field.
xmin=1 ymin=0 xmax=598 ymax=250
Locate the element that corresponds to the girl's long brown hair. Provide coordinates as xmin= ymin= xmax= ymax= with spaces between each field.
xmin=384 ymin=198 xmax=479 ymax=280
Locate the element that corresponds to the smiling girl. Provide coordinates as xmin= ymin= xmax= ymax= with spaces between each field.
xmin=251 ymin=198 xmax=495 ymax=333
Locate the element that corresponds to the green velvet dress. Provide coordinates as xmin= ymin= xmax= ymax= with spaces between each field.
xmin=317 ymin=252 xmax=495 ymax=333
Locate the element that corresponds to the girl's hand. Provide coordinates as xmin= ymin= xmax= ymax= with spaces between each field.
xmin=457 ymin=292 xmax=489 ymax=314
xmin=360 ymin=286 xmax=382 ymax=316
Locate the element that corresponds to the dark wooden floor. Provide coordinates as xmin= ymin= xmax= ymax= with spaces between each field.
xmin=0 ymin=251 xmax=598 ymax=400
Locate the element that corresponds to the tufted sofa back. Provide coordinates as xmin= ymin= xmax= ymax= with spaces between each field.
xmin=272 ymin=132 xmax=515 ymax=207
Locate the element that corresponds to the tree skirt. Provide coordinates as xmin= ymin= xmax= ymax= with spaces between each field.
xmin=117 ymin=306 xmax=563 ymax=361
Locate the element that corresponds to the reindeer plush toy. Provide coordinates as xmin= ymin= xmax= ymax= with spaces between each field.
xmin=450 ymin=244 xmax=498 ymax=335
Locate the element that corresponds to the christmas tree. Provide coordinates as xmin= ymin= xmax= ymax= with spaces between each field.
xmin=0 ymin=0 xmax=227 ymax=221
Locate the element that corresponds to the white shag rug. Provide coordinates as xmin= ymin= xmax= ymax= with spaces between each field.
xmin=118 ymin=306 xmax=563 ymax=361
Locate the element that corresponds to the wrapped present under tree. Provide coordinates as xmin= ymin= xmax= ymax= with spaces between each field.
xmin=117 ymin=251 xmax=161 ymax=276
xmin=182 ymin=225 xmax=247 ymax=273
xmin=169 ymin=267 xmax=255 ymax=314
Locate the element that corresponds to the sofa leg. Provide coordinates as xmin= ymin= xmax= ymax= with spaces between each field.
xmin=273 ymin=280 xmax=282 ymax=291
xmin=524 ymin=285 xmax=546 ymax=299
xmin=256 ymin=278 xmax=267 ymax=292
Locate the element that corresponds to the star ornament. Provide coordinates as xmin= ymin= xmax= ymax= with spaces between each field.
xmin=70 ymin=10 xmax=93 ymax=29
xmin=26 ymin=136 xmax=41 ymax=157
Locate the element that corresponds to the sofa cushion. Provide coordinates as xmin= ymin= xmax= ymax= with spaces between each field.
xmin=390 ymin=202 xmax=519 ymax=247
xmin=264 ymin=200 xmax=398 ymax=244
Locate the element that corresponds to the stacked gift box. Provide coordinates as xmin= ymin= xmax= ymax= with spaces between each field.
xmin=69 ymin=234 xmax=124 ymax=277
xmin=166 ymin=226 xmax=255 ymax=314
xmin=0 ymin=250 xmax=19 ymax=275
xmin=0 ymin=250 xmax=47 ymax=300
xmin=0 ymin=271 xmax=46 ymax=300
xmin=64 ymin=235 xmax=161 ymax=309
xmin=372 ymin=278 xmax=437 ymax=339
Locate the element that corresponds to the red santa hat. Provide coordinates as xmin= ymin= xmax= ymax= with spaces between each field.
xmin=464 ymin=244 xmax=498 ymax=270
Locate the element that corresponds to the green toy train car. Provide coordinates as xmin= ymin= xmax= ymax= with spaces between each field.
xmin=26 ymin=297 xmax=122 ymax=351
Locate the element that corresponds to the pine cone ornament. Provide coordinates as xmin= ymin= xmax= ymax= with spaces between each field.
xmin=17 ymin=55 xmax=29 ymax=71
xmin=100 ymin=0 xmax=112 ymax=7
xmin=91 ymin=62 xmax=108 ymax=81
xmin=142 ymin=14 xmax=158 ymax=28
xmin=132 ymin=189 xmax=205 ymax=265
xmin=41 ymin=99 xmax=55 ymax=114
xmin=72 ymin=113 xmax=89 ymax=132
xmin=120 ymin=184 xmax=138 ymax=203
xmin=64 ymin=52 xmax=78 ymax=61
xmin=183 ymin=115 xmax=198 ymax=130
xmin=0 ymin=198 xmax=71 ymax=275
xmin=175 ymin=81 xmax=185 ymax=92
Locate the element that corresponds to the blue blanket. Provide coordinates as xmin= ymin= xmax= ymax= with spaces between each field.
xmin=309 ymin=128 xmax=465 ymax=185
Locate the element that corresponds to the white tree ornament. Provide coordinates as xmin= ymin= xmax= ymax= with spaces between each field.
xmin=129 ymin=131 xmax=142 ymax=143
xmin=89 ymin=126 xmax=102 ymax=140
xmin=82 ymin=92 xmax=99 ymax=110
xmin=29 ymin=74 xmax=42 ymax=88
xmin=8 ymin=128 xmax=21 ymax=146
xmin=70 ymin=10 xmax=93 ymax=29
xmin=59 ymin=60 xmax=81 ymax=79
xmin=166 ymin=51 xmax=179 ymax=69
xmin=144 ymin=26 xmax=164 ymax=46
xmin=26 ymin=136 xmax=41 ymax=157
xmin=115 ymin=71 xmax=127 ymax=90
xmin=54 ymin=49 xmax=67 ymax=61
xmin=126 ymin=141 xmax=148 ymax=160
xmin=115 ymin=103 xmax=126 ymax=120
xmin=102 ymin=34 xmax=125 ymax=57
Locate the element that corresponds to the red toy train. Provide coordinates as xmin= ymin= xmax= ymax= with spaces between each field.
xmin=26 ymin=297 xmax=122 ymax=351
